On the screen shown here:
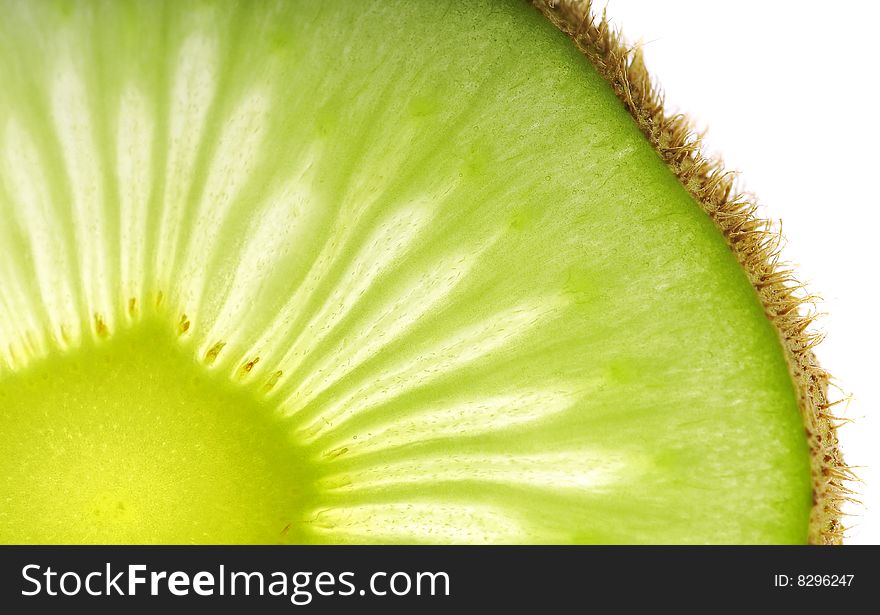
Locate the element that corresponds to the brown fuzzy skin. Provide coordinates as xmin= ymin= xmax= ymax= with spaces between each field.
xmin=531 ymin=0 xmax=851 ymax=544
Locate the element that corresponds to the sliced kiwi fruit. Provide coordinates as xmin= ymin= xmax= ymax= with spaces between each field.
xmin=0 ymin=0 xmax=847 ymax=544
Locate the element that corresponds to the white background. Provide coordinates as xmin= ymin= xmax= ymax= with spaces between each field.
xmin=601 ymin=0 xmax=879 ymax=543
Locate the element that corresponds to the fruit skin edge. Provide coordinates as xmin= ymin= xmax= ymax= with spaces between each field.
xmin=530 ymin=0 xmax=851 ymax=544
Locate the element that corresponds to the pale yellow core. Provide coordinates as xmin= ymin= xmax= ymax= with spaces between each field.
xmin=0 ymin=319 xmax=311 ymax=544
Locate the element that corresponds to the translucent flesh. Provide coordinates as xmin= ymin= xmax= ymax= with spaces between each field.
xmin=0 ymin=0 xmax=811 ymax=543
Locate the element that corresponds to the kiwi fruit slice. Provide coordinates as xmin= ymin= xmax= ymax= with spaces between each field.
xmin=0 ymin=0 xmax=847 ymax=544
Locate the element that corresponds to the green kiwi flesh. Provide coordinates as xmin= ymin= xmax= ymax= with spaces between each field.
xmin=0 ymin=0 xmax=835 ymax=543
